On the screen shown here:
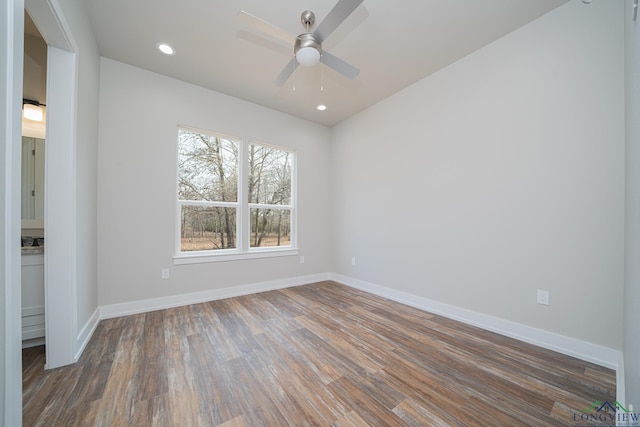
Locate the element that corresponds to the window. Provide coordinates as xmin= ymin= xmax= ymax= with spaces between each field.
xmin=176 ymin=127 xmax=296 ymax=263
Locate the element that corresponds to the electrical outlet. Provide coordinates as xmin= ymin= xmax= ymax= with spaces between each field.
xmin=161 ymin=268 xmax=170 ymax=279
xmin=351 ymin=257 xmax=356 ymax=266
xmin=536 ymin=289 xmax=550 ymax=305
xmin=300 ymin=256 xmax=305 ymax=264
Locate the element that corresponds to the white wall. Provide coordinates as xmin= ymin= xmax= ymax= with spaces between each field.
xmin=331 ymin=0 xmax=624 ymax=350
xmin=624 ymin=0 xmax=640 ymax=408
xmin=97 ymin=58 xmax=332 ymax=306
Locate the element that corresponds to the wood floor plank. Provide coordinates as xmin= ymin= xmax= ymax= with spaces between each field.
xmin=23 ymin=281 xmax=616 ymax=426
xmin=163 ymin=308 xmax=202 ymax=427
xmin=21 ymin=345 xmax=47 ymax=406
xmin=327 ymin=376 xmax=406 ymax=426
xmin=198 ymin=301 xmax=243 ymax=363
xmin=393 ymin=398 xmax=466 ymax=427
xmin=294 ymin=314 xmax=387 ymax=374
xmin=331 ymin=409 xmax=370 ymax=427
xmin=22 ymin=365 xmax=84 ymax=426
xmin=136 ymin=310 xmax=169 ymax=402
xmin=186 ymin=333 xmax=233 ymax=426
xmin=63 ymin=359 xmax=113 ymax=410
xmin=254 ymin=332 xmax=348 ymax=424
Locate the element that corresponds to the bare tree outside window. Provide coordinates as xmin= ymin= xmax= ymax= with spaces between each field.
xmin=178 ymin=129 xmax=238 ymax=251
xmin=248 ymin=144 xmax=292 ymax=248
xmin=177 ymin=127 xmax=295 ymax=255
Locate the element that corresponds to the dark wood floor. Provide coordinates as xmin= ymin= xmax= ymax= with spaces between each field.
xmin=23 ymin=281 xmax=615 ymax=426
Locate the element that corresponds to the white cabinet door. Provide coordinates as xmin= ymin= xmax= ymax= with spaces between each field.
xmin=22 ymin=254 xmax=45 ymax=342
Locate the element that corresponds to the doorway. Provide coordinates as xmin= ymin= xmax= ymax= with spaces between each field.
xmin=21 ymin=10 xmax=47 ymax=352
xmin=25 ymin=0 xmax=78 ymax=370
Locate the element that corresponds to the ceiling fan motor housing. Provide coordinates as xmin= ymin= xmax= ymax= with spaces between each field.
xmin=295 ymin=33 xmax=322 ymax=56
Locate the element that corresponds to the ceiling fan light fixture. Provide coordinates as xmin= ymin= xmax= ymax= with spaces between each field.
xmin=296 ymin=46 xmax=321 ymax=67
xmin=294 ymin=32 xmax=322 ymax=67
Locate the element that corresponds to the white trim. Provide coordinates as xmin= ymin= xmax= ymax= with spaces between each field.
xmin=331 ymin=273 xmax=621 ymax=370
xmin=238 ymin=137 xmax=247 ymax=252
xmin=2 ymin=0 xmax=24 ymax=424
xmin=74 ymin=307 xmax=100 ymax=362
xmin=25 ymin=0 xmax=76 ymax=52
xmin=43 ymin=45 xmax=78 ymax=370
xmin=290 ymin=150 xmax=298 ymax=249
xmin=26 ymin=0 xmax=80 ymax=371
xmin=174 ymin=248 xmax=299 ymax=265
xmin=178 ymin=200 xmax=238 ymax=209
xmin=248 ymin=203 xmax=293 ymax=210
xmin=22 ymin=338 xmax=45 ymax=349
xmin=617 ymin=352 xmax=626 ymax=408
xmin=100 ymin=273 xmax=330 ymax=319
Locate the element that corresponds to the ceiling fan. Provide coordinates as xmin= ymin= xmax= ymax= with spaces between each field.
xmin=238 ymin=0 xmax=364 ymax=87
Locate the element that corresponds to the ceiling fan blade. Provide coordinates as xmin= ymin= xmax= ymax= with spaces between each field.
xmin=274 ymin=57 xmax=299 ymax=87
xmin=237 ymin=30 xmax=291 ymax=57
xmin=313 ymin=0 xmax=365 ymax=44
xmin=237 ymin=11 xmax=295 ymax=46
xmin=321 ymin=51 xmax=360 ymax=80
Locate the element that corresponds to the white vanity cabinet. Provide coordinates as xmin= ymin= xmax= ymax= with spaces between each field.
xmin=22 ymin=253 xmax=45 ymax=345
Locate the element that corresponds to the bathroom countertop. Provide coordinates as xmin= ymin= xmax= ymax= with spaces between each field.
xmin=21 ymin=246 xmax=44 ymax=255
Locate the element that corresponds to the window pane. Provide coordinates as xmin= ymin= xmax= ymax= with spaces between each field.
xmin=250 ymin=208 xmax=291 ymax=247
xmin=178 ymin=128 xmax=238 ymax=202
xmin=181 ymin=205 xmax=236 ymax=251
xmin=248 ymin=145 xmax=292 ymax=205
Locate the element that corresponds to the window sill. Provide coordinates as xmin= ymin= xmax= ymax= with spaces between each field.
xmin=173 ymin=248 xmax=299 ymax=265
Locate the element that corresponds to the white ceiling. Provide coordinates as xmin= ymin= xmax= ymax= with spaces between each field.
xmin=84 ymin=0 xmax=568 ymax=127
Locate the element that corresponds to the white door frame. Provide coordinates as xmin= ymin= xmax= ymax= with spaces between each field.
xmin=25 ymin=0 xmax=78 ymax=370
xmin=1 ymin=0 xmax=78 ymax=421
xmin=1 ymin=0 xmax=25 ymax=425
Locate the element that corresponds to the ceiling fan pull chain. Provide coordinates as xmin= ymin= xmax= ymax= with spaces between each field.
xmin=292 ymin=59 xmax=297 ymax=91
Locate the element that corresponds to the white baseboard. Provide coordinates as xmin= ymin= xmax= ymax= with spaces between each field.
xmin=330 ymin=273 xmax=621 ymax=371
xmin=22 ymin=338 xmax=45 ymax=349
xmin=74 ymin=307 xmax=101 ymax=362
xmin=99 ymin=273 xmax=331 ymax=320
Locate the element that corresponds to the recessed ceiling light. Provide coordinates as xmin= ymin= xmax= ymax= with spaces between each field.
xmin=157 ymin=43 xmax=175 ymax=55
xmin=317 ymin=104 xmax=327 ymax=111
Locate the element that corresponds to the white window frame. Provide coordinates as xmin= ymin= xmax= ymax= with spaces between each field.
xmin=174 ymin=126 xmax=298 ymax=265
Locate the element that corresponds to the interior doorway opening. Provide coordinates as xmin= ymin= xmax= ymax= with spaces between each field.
xmin=25 ymin=0 xmax=79 ymax=371
xmin=21 ymin=10 xmax=47 ymax=353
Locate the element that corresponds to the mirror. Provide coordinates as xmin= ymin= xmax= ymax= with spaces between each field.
xmin=21 ymin=136 xmax=45 ymax=221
